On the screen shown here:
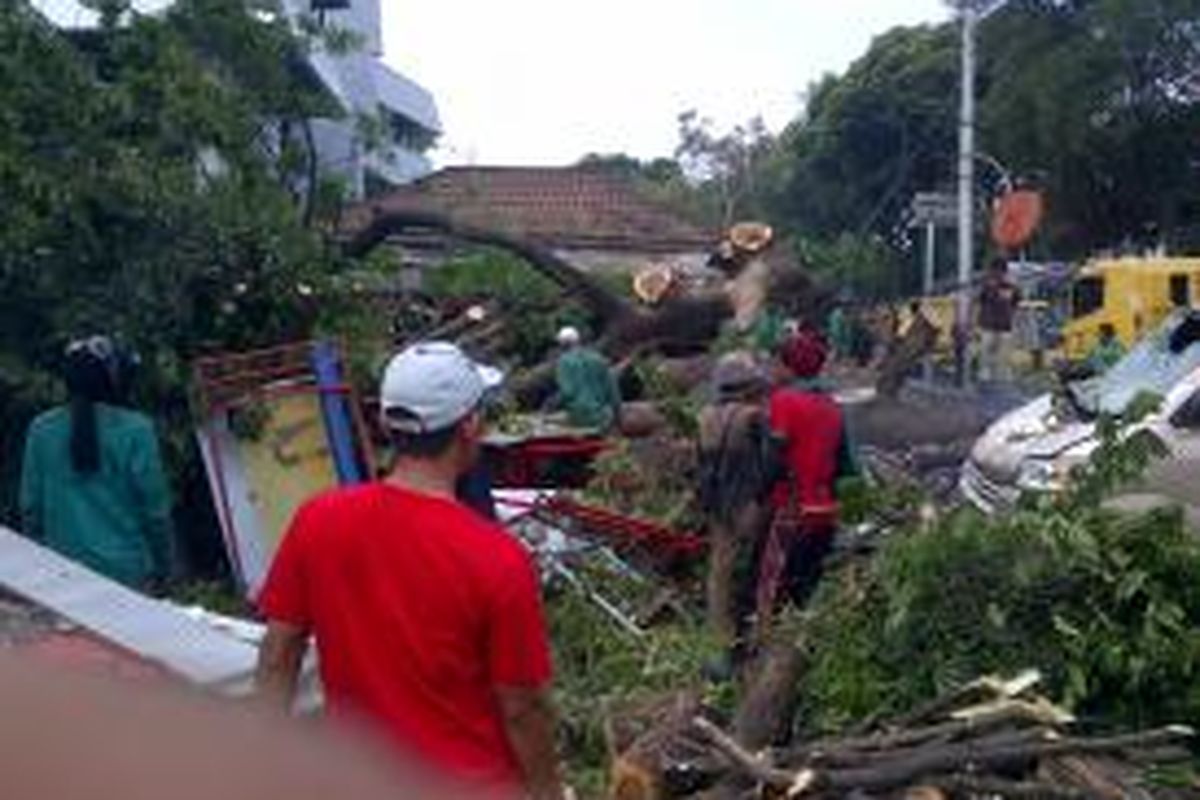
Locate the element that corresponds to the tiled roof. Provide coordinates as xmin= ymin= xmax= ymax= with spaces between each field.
xmin=344 ymin=166 xmax=716 ymax=253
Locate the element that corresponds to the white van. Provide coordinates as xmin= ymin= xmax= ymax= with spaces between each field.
xmin=962 ymin=312 xmax=1200 ymax=522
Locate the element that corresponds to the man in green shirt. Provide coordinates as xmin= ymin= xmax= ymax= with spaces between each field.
xmin=827 ymin=305 xmax=851 ymax=361
xmin=553 ymin=327 xmax=622 ymax=431
xmin=1086 ymin=323 xmax=1126 ymax=374
xmin=750 ymin=306 xmax=786 ymax=355
xmin=20 ymin=336 xmax=173 ymax=590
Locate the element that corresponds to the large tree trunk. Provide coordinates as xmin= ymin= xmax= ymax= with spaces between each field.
xmin=342 ymin=209 xmax=632 ymax=326
xmin=699 ymin=642 xmax=804 ymax=800
xmin=343 ymin=210 xmax=821 ymax=405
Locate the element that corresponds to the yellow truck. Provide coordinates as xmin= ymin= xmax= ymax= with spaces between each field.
xmin=889 ymin=257 xmax=1200 ymax=368
xmin=1062 ymin=257 xmax=1200 ymax=360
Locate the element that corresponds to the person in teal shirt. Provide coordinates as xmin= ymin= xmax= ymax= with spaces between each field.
xmin=20 ymin=336 xmax=173 ymax=590
xmin=1086 ymin=323 xmax=1126 ymax=374
xmin=827 ymin=305 xmax=851 ymax=361
xmin=750 ymin=306 xmax=786 ymax=354
xmin=553 ymin=326 xmax=622 ymax=431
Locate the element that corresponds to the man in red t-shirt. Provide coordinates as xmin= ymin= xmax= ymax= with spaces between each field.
xmin=755 ymin=329 xmax=857 ymax=626
xmin=255 ymin=342 xmax=565 ymax=800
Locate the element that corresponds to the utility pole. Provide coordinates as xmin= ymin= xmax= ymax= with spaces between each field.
xmin=923 ymin=221 xmax=937 ymax=382
xmin=924 ymin=222 xmax=937 ymax=300
xmin=954 ymin=2 xmax=978 ymax=385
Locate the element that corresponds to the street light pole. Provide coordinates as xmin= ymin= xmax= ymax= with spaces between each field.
xmin=954 ymin=2 xmax=979 ymax=386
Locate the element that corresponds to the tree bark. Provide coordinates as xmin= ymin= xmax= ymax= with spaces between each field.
xmin=731 ymin=641 xmax=802 ymax=749
xmin=695 ymin=719 xmax=1192 ymax=797
xmin=342 ymin=209 xmax=632 ymax=326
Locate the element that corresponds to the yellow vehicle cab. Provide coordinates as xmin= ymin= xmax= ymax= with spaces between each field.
xmin=1062 ymin=257 xmax=1200 ymax=360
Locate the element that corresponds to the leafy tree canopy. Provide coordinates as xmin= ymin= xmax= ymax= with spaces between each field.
xmin=0 ymin=0 xmax=358 ymax=569
xmin=760 ymin=0 xmax=1197 ymax=293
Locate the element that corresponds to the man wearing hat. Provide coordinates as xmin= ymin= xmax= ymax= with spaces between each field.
xmin=697 ymin=352 xmax=776 ymax=656
xmin=553 ymin=326 xmax=622 ymax=431
xmin=256 ymin=342 xmax=566 ymax=800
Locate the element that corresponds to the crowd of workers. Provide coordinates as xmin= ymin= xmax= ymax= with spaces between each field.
xmin=20 ymin=234 xmax=1108 ymax=799
xmin=252 ymin=325 xmax=857 ymax=798
xmin=821 ymin=257 xmax=1129 ymax=390
xmin=16 ymin=312 xmax=856 ymax=799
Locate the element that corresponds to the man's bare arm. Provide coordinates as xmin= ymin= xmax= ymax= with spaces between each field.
xmin=255 ymin=621 xmax=308 ymax=713
xmin=495 ymin=685 xmax=566 ymax=800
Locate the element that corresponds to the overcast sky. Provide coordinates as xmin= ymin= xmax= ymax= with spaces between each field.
xmin=383 ymin=1 xmax=952 ymax=167
xmin=35 ymin=0 xmax=954 ymax=167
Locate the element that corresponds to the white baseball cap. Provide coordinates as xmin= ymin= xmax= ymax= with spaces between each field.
xmin=380 ymin=342 xmax=503 ymax=434
xmin=556 ymin=326 xmax=581 ymax=346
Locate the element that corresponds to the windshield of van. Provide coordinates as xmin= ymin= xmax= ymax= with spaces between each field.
xmin=1070 ymin=312 xmax=1200 ymax=417
xmin=1071 ymin=276 xmax=1104 ymax=319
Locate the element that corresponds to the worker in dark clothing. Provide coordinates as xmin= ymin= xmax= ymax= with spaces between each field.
xmin=454 ymin=363 xmax=505 ymax=520
xmin=756 ymin=329 xmax=856 ymax=632
xmin=978 ymin=259 xmax=1022 ymax=383
xmin=848 ymin=307 xmax=876 ymax=367
xmin=697 ymin=353 xmax=777 ymax=655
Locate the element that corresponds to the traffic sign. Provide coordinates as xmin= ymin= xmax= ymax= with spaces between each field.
xmin=909 ymin=192 xmax=959 ymax=227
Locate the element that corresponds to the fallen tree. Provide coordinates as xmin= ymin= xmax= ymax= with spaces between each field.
xmin=341 ymin=208 xmax=822 ymax=402
xmin=343 ymin=209 xmax=632 ymax=328
xmin=593 ymin=409 xmax=1200 ymax=798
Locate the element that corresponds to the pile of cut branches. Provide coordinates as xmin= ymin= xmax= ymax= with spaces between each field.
xmin=545 ymin=568 xmax=718 ymax=798
xmin=689 ymin=671 xmax=1196 ymax=800
xmin=581 ymin=438 xmax=701 ymax=533
xmin=598 ymin=413 xmax=1200 ymax=799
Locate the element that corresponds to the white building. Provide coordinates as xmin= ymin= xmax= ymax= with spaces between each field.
xmin=34 ymin=0 xmax=440 ymax=197
xmin=284 ymin=0 xmax=440 ymax=195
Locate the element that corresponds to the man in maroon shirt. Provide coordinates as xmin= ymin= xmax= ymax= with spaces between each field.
xmin=978 ymin=258 xmax=1022 ymax=383
xmin=255 ymin=342 xmax=565 ymax=800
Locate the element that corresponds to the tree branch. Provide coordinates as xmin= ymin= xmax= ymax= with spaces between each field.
xmin=695 ymin=716 xmax=1193 ymax=797
xmin=340 ymin=209 xmax=632 ymax=325
xmin=692 ymin=716 xmax=806 ymax=791
xmin=301 ymin=117 xmax=319 ymax=229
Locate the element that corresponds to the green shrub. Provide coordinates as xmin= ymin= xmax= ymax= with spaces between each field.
xmin=426 ymin=248 xmax=561 ymax=303
xmin=798 ymin=417 xmax=1200 ymax=733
